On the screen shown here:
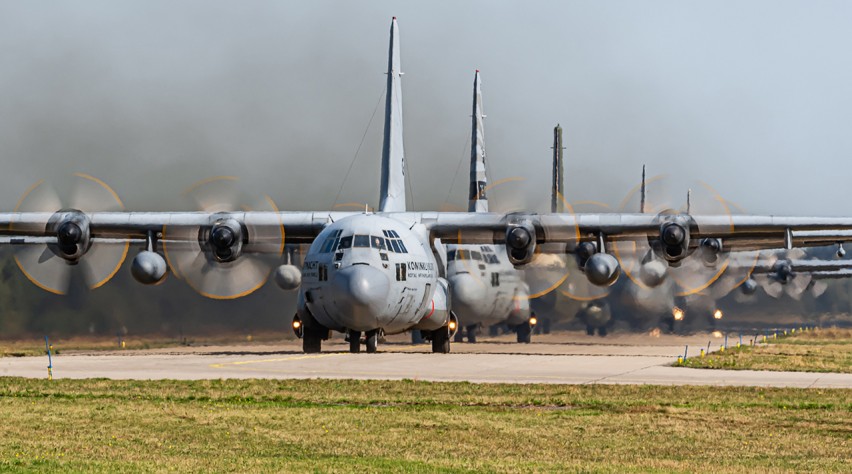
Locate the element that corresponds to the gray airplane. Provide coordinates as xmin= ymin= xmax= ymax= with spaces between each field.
xmin=445 ymin=70 xmax=534 ymax=344
xmin=3 ymin=18 xmax=852 ymax=355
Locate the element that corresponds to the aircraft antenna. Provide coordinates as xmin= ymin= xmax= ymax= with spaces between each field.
xmin=640 ymin=165 xmax=646 ymax=213
xmin=331 ymin=87 xmax=385 ymax=210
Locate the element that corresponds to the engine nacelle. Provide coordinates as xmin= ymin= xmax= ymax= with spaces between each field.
xmin=575 ymin=241 xmax=598 ymax=269
xmin=658 ymin=221 xmax=690 ymax=264
xmin=274 ymin=264 xmax=302 ymax=290
xmin=46 ymin=210 xmax=92 ymax=262
xmin=505 ymin=222 xmax=536 ymax=266
xmin=200 ymin=217 xmax=244 ymax=262
xmin=772 ymin=260 xmax=794 ymax=284
xmin=131 ymin=251 xmax=167 ymax=285
xmin=741 ymin=277 xmax=758 ymax=295
xmin=699 ymin=238 xmax=723 ymax=265
xmin=584 ymin=253 xmax=620 ymax=287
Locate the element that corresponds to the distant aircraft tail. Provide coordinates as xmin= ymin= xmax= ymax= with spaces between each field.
xmin=378 ymin=17 xmax=406 ymax=213
xmin=551 ymin=124 xmax=564 ymax=213
xmin=468 ymin=70 xmax=488 ymax=213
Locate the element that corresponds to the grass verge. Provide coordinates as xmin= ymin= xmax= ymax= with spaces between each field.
xmin=679 ymin=328 xmax=852 ymax=373
xmin=0 ymin=378 xmax=850 ymax=472
xmin=0 ymin=333 xmax=285 ymax=357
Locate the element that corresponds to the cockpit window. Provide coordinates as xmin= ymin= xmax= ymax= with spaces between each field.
xmin=470 ymin=250 xmax=482 ymax=261
xmin=371 ymin=235 xmax=386 ymax=250
xmin=318 ymin=229 xmax=343 ymax=253
xmin=338 ymin=236 xmax=353 ymax=249
xmin=353 ymin=235 xmax=370 ymax=248
xmin=447 ymin=250 xmax=456 ymax=261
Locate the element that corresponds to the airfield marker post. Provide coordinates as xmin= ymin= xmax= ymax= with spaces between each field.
xmin=706 ymin=340 xmax=711 ymax=354
xmin=724 ymin=334 xmax=728 ymax=349
xmin=683 ymin=345 xmax=688 ymax=360
xmin=44 ymin=336 xmax=53 ymax=381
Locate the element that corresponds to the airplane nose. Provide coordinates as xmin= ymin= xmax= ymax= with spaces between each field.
xmin=450 ymin=273 xmax=487 ymax=310
xmin=331 ymin=264 xmax=390 ymax=330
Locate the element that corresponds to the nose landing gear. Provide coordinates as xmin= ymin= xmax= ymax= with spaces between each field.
xmin=346 ymin=329 xmax=380 ymax=353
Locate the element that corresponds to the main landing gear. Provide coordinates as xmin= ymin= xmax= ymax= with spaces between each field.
xmin=514 ymin=316 xmax=537 ymax=344
xmin=420 ymin=313 xmax=458 ymax=354
xmin=294 ymin=314 xmax=328 ymax=354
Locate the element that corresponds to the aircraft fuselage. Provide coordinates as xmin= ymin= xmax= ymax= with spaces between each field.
xmin=298 ymin=214 xmax=442 ymax=334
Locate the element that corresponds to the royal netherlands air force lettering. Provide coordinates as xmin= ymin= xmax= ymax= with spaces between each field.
xmin=407 ymin=261 xmax=435 ymax=278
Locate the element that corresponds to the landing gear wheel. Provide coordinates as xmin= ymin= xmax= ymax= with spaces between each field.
xmin=453 ymin=328 xmax=464 ymax=343
xmin=411 ymin=329 xmax=424 ymax=344
xmin=466 ymin=324 xmax=478 ymax=343
xmin=365 ymin=329 xmax=378 ymax=353
xmin=598 ymin=326 xmax=608 ymax=337
xmin=586 ymin=325 xmax=595 ymax=336
xmin=516 ymin=322 xmax=532 ymax=344
xmin=541 ymin=317 xmax=552 ymax=334
xmin=301 ymin=313 xmax=326 ymax=354
xmin=303 ymin=335 xmax=321 ymax=354
xmin=431 ymin=327 xmax=451 ymax=353
xmin=348 ymin=330 xmax=361 ymax=354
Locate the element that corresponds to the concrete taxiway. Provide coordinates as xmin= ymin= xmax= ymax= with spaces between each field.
xmin=1 ymin=332 xmax=850 ymax=388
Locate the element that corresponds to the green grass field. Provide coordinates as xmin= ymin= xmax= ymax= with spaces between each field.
xmin=0 ymin=333 xmax=282 ymax=358
xmin=0 ymin=378 xmax=849 ymax=473
xmin=681 ymin=328 xmax=852 ymax=373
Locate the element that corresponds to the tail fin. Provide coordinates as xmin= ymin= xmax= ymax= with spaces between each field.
xmin=468 ymin=70 xmax=488 ymax=212
xmin=551 ymin=124 xmax=564 ymax=213
xmin=379 ymin=17 xmax=406 ymax=212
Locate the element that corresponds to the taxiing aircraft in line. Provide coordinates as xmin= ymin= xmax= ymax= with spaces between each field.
xmin=4 ymin=18 xmax=852 ymax=354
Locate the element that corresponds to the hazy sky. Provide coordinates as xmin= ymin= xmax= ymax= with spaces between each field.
xmin=1 ymin=1 xmax=851 ymax=216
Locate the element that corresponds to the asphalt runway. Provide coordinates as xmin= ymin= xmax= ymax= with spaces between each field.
xmin=2 ymin=332 xmax=851 ymax=388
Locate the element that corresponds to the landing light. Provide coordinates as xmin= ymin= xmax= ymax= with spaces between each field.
xmin=448 ymin=320 xmax=457 ymax=331
xmin=672 ymin=307 xmax=685 ymax=321
xmin=293 ymin=320 xmax=302 ymax=329
xmin=529 ymin=316 xmax=538 ymax=326
xmin=713 ymin=309 xmax=723 ymax=320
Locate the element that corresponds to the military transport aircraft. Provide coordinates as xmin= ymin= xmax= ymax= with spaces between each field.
xmin=444 ymin=70 xmax=535 ymax=344
xmin=3 ymin=18 xmax=852 ymax=355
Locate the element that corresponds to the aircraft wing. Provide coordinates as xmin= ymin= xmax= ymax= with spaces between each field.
xmin=425 ymin=211 xmax=852 ymax=249
xmin=2 ymin=209 xmax=852 ymax=297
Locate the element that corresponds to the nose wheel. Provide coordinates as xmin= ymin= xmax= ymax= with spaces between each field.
xmin=347 ymin=329 xmax=380 ymax=353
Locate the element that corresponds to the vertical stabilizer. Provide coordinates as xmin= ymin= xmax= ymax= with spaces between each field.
xmin=551 ymin=124 xmax=564 ymax=213
xmin=468 ymin=70 xmax=488 ymax=212
xmin=379 ymin=17 xmax=406 ymax=212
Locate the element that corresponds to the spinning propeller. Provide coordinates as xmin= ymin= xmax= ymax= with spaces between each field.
xmin=11 ymin=173 xmax=128 ymax=295
xmin=613 ymin=175 xmax=746 ymax=298
xmin=162 ymin=177 xmax=284 ymax=299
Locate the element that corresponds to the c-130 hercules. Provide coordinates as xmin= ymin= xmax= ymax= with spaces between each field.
xmin=3 ymin=18 xmax=852 ymax=354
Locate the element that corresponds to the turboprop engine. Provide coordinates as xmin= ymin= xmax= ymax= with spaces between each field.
xmin=201 ymin=217 xmax=245 ymax=262
xmin=46 ymin=210 xmax=92 ymax=262
xmin=658 ymin=220 xmax=690 ymax=264
xmin=505 ymin=221 xmax=536 ymax=266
